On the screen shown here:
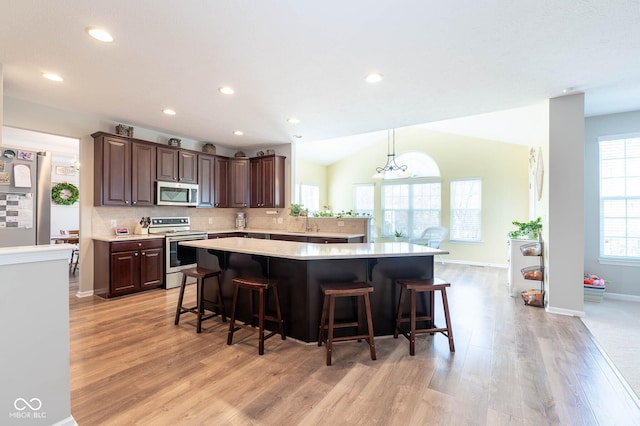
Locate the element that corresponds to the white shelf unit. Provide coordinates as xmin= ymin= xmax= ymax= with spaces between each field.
xmin=508 ymin=238 xmax=544 ymax=297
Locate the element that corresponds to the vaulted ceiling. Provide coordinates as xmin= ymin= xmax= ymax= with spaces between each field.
xmin=2 ymin=1 xmax=639 ymax=161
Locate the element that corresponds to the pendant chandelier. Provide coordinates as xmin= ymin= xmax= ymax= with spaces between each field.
xmin=372 ymin=129 xmax=409 ymax=179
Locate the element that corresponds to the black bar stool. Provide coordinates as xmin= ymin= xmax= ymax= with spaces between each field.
xmin=174 ymin=267 xmax=225 ymax=333
xmin=227 ymin=277 xmax=285 ymax=355
xmin=394 ymin=277 xmax=455 ymax=355
xmin=318 ymin=282 xmax=376 ymax=366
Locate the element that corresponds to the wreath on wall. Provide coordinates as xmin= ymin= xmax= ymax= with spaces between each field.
xmin=52 ymin=182 xmax=79 ymax=205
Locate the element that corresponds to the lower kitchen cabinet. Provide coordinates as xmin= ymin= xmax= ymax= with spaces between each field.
xmin=94 ymin=239 xmax=164 ymax=298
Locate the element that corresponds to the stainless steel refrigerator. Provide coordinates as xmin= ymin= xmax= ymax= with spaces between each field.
xmin=0 ymin=148 xmax=51 ymax=247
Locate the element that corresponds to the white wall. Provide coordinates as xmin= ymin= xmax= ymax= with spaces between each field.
xmin=585 ymin=110 xmax=640 ymax=297
xmin=546 ymin=94 xmax=585 ymax=315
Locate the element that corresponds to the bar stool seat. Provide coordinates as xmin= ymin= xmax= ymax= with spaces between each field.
xmin=227 ymin=277 xmax=285 ymax=355
xmin=174 ymin=267 xmax=225 ymax=333
xmin=318 ymin=282 xmax=376 ymax=366
xmin=394 ymin=277 xmax=455 ymax=355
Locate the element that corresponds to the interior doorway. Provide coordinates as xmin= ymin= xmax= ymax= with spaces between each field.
xmin=1 ymin=126 xmax=80 ymax=266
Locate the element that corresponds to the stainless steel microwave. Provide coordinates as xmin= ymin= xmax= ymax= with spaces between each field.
xmin=156 ymin=181 xmax=199 ymax=206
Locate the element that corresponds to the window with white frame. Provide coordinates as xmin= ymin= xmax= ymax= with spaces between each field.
xmin=295 ymin=183 xmax=320 ymax=212
xmin=599 ymin=135 xmax=640 ymax=259
xmin=353 ymin=184 xmax=375 ymax=216
xmin=450 ymin=178 xmax=482 ymax=242
xmin=381 ymin=182 xmax=441 ymax=238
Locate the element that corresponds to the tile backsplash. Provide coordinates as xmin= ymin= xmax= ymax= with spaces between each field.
xmin=92 ymin=207 xmax=370 ymax=239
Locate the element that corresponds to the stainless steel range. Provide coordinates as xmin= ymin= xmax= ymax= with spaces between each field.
xmin=148 ymin=217 xmax=208 ymax=289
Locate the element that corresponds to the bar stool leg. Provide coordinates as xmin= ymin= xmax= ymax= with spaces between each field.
xmin=410 ymin=288 xmax=417 ymax=356
xmin=441 ymin=287 xmax=455 ymax=352
xmin=272 ymin=285 xmax=286 ymax=340
xmin=394 ymin=286 xmax=406 ymax=339
xmin=318 ymin=294 xmax=329 ymax=347
xmin=215 ymin=274 xmax=227 ymax=322
xmin=227 ymin=284 xmax=240 ymax=345
xmin=174 ymin=274 xmax=188 ymax=325
xmin=196 ymin=277 xmax=204 ymax=333
xmin=363 ymin=293 xmax=377 ymax=361
xmin=326 ymin=295 xmax=336 ymax=366
xmin=258 ymin=287 xmax=265 ymax=355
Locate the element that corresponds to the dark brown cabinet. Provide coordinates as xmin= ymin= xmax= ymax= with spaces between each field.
xmin=94 ymin=239 xmax=164 ymax=298
xmin=214 ymin=156 xmax=230 ymax=208
xmin=157 ymin=146 xmax=197 ymax=183
xmin=198 ymin=154 xmax=231 ymax=208
xmin=230 ymin=158 xmax=250 ymax=208
xmin=250 ymin=155 xmax=286 ymax=208
xmin=93 ymin=132 xmax=155 ymax=206
xmin=198 ymin=154 xmax=215 ymax=207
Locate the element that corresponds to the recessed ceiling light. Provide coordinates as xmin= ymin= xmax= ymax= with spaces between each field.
xmin=365 ymin=72 xmax=384 ymax=83
xmin=42 ymin=72 xmax=63 ymax=82
xmin=287 ymin=117 xmax=300 ymax=124
xmin=86 ymin=27 xmax=114 ymax=42
xmin=219 ymin=86 xmax=235 ymax=95
xmin=233 ymin=130 xmax=244 ymax=136
xmin=162 ymin=108 xmax=177 ymax=116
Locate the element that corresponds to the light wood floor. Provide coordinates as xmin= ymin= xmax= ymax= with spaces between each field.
xmin=68 ymin=264 xmax=640 ymax=425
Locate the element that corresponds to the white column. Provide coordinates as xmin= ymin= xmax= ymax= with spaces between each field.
xmin=546 ymin=93 xmax=585 ymax=316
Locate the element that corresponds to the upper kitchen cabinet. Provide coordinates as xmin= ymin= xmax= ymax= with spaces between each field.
xmin=93 ymin=132 xmax=156 ymax=206
xmin=214 ymin=156 xmax=230 ymax=208
xmin=229 ymin=157 xmax=250 ymax=208
xmin=250 ymin=155 xmax=286 ymax=208
xmin=198 ymin=154 xmax=230 ymax=208
xmin=157 ymin=146 xmax=197 ymax=183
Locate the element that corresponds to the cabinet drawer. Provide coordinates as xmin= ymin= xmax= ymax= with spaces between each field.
xmin=111 ymin=239 xmax=163 ymax=252
xmin=308 ymin=237 xmax=348 ymax=244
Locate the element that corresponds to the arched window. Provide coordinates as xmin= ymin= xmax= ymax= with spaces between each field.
xmin=394 ymin=151 xmax=440 ymax=178
xmin=380 ymin=152 xmax=442 ymax=238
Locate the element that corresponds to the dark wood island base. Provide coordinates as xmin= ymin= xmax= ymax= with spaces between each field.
xmin=188 ymin=238 xmax=445 ymax=343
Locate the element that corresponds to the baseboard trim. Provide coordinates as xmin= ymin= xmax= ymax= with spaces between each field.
xmin=443 ymin=259 xmax=508 ymax=268
xmin=51 ymin=415 xmax=77 ymax=426
xmin=604 ymin=292 xmax=640 ymax=302
xmin=546 ymin=305 xmax=585 ymax=317
xmin=75 ymin=290 xmax=94 ymax=298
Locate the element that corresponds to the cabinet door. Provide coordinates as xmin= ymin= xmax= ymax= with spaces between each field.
xmin=140 ymin=247 xmax=163 ymax=289
xmin=96 ymin=136 xmax=131 ymax=206
xmin=131 ymin=142 xmax=156 ymax=206
xmin=198 ymin=154 xmax=215 ymax=207
xmin=111 ymin=250 xmax=140 ymax=295
xmin=260 ymin=156 xmax=276 ymax=207
xmin=179 ymin=151 xmax=198 ymax=183
xmin=214 ymin=156 xmax=230 ymax=208
xmin=157 ymin=146 xmax=178 ymax=181
xmin=250 ymin=158 xmax=263 ymax=207
xmin=230 ymin=158 xmax=249 ymax=208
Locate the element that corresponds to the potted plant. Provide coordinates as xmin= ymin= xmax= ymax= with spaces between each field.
xmin=509 ymin=217 xmax=542 ymax=239
xmin=289 ymin=203 xmax=304 ymax=217
xmin=394 ymin=230 xmax=404 ymax=241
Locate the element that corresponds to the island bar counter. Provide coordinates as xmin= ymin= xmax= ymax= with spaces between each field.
xmin=181 ymin=238 xmax=448 ymax=343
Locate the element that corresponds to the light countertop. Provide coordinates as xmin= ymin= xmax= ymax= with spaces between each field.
xmin=181 ymin=237 xmax=447 ymax=261
xmin=205 ymin=228 xmax=365 ymax=239
xmin=92 ymin=234 xmax=166 ymax=242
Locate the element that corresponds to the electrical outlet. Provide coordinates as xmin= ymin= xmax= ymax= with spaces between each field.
xmin=338 ymin=221 xmax=344 ymax=227
xmin=272 ymin=218 xmax=277 ymax=224
xmin=208 ymin=217 xmax=213 ymax=224
xmin=110 ymin=219 xmax=117 ymax=228
xmin=277 ymin=218 xmax=283 ymax=224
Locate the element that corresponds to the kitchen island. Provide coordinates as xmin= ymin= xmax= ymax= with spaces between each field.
xmin=182 ymin=238 xmax=447 ymax=342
